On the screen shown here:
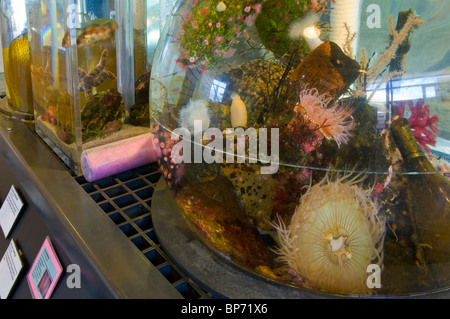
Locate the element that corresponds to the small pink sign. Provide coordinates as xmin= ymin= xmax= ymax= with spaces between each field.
xmin=27 ymin=237 xmax=63 ymax=299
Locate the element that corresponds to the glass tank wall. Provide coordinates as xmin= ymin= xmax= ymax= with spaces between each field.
xmin=0 ymin=0 xmax=34 ymax=120
xmin=26 ymin=0 xmax=161 ymax=173
xmin=150 ymin=0 xmax=450 ymax=296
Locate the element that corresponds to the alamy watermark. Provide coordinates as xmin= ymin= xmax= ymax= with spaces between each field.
xmin=66 ymin=264 xmax=81 ymax=289
xmin=63 ymin=263 xmax=380 ymax=290
xmin=170 ymin=120 xmax=280 ymax=174
xmin=367 ymin=264 xmax=382 ymax=289
xmin=366 ymin=4 xmax=381 ymax=29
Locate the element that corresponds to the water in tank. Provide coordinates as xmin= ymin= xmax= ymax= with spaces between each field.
xmin=0 ymin=0 xmax=34 ymax=119
xmin=26 ymin=0 xmax=160 ymax=173
xmin=150 ymin=0 xmax=450 ymax=296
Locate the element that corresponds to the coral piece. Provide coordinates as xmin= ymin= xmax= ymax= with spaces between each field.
xmin=393 ymin=99 xmax=439 ymax=153
xmin=342 ymin=22 xmax=357 ymax=58
xmin=388 ymin=9 xmax=416 ymax=74
xmin=78 ymin=49 xmax=117 ymax=100
xmin=273 ymin=172 xmax=386 ymax=295
xmin=356 ymin=11 xmax=423 ymax=100
xmin=294 ymin=87 xmax=354 ymax=148
xmin=81 ymin=89 xmax=125 ymax=141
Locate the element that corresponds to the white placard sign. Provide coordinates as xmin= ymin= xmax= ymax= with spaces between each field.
xmin=0 ymin=240 xmax=23 ymax=299
xmin=0 ymin=186 xmax=24 ymax=238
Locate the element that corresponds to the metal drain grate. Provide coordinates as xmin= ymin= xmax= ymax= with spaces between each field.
xmin=75 ymin=163 xmax=211 ymax=299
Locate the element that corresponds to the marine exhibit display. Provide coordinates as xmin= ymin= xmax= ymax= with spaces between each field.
xmin=26 ymin=0 xmax=160 ymax=173
xmin=150 ymin=0 xmax=450 ymax=296
xmin=0 ymin=0 xmax=34 ymax=119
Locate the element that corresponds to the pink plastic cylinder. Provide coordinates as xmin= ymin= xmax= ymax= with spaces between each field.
xmin=81 ymin=133 xmax=158 ymax=182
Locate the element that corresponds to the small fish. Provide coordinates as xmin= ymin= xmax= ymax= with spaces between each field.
xmin=62 ymin=19 xmax=118 ymax=48
xmin=76 ymin=24 xmax=117 ymax=48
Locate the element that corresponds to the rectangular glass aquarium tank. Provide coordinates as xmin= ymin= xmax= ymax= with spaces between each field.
xmin=26 ymin=0 xmax=162 ymax=174
xmin=0 ymin=0 xmax=34 ymax=120
xmin=149 ymin=0 xmax=450 ymax=297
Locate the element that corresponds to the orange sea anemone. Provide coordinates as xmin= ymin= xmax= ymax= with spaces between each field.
xmin=295 ymin=87 xmax=354 ymax=148
xmin=274 ymin=172 xmax=386 ymax=295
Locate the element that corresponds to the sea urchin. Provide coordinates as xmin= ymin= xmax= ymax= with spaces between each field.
xmin=274 ymin=172 xmax=386 ymax=295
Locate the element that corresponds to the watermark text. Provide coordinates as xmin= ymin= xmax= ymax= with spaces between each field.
xmin=171 ymin=120 xmax=279 ymax=174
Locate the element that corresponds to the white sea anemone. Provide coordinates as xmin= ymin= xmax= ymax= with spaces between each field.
xmin=295 ymin=87 xmax=354 ymax=148
xmin=287 ymin=14 xmax=322 ymax=49
xmin=274 ymin=172 xmax=386 ymax=295
xmin=178 ymin=99 xmax=211 ymax=133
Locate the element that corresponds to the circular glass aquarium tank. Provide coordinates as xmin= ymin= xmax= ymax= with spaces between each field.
xmin=150 ymin=0 xmax=450 ymax=297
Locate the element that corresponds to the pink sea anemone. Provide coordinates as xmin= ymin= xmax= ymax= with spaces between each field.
xmin=294 ymin=88 xmax=354 ymax=148
xmin=393 ymin=99 xmax=439 ymax=153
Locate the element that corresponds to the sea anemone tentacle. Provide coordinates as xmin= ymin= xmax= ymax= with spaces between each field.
xmin=273 ymin=171 xmax=386 ymax=295
xmin=178 ymin=99 xmax=211 ymax=133
xmin=294 ymin=86 xmax=355 ymax=148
